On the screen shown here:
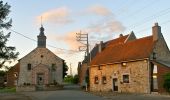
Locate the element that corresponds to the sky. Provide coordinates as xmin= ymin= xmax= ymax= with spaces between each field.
xmin=2 ymin=0 xmax=170 ymax=75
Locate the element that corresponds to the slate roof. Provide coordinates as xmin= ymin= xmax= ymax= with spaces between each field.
xmin=91 ymin=35 xmax=155 ymax=65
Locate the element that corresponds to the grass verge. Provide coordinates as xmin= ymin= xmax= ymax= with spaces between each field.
xmin=0 ymin=87 xmax=16 ymax=93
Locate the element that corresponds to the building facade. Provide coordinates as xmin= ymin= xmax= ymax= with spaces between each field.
xmin=90 ymin=23 xmax=170 ymax=93
xmin=15 ymin=26 xmax=64 ymax=91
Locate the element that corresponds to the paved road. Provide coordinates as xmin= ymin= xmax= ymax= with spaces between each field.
xmin=22 ymin=90 xmax=104 ymax=100
xmin=1 ymin=85 xmax=170 ymax=100
xmin=21 ymin=84 xmax=104 ymax=100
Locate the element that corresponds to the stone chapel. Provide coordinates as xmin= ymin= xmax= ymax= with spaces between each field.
xmin=16 ymin=26 xmax=64 ymax=90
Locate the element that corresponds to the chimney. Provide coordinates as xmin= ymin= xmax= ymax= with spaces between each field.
xmin=119 ymin=34 xmax=123 ymax=37
xmin=152 ymin=23 xmax=162 ymax=41
xmin=98 ymin=41 xmax=103 ymax=53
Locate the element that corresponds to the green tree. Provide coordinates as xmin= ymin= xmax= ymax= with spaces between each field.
xmin=163 ymin=73 xmax=170 ymax=92
xmin=0 ymin=1 xmax=19 ymax=69
xmin=72 ymin=74 xmax=79 ymax=84
xmin=0 ymin=70 xmax=5 ymax=76
xmin=63 ymin=61 xmax=68 ymax=78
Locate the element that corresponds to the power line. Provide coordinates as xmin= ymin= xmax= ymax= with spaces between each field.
xmin=9 ymin=28 xmax=80 ymax=53
xmin=136 ymin=19 xmax=170 ymax=34
xmin=121 ymin=0 xmax=158 ymax=19
xmin=127 ymin=7 xmax=170 ymax=29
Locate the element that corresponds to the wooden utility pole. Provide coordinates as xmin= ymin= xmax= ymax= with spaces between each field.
xmin=76 ymin=31 xmax=89 ymax=65
xmin=76 ymin=31 xmax=89 ymax=91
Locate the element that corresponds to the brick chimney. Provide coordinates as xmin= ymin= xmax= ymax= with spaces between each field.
xmin=152 ymin=23 xmax=162 ymax=41
xmin=119 ymin=34 xmax=123 ymax=37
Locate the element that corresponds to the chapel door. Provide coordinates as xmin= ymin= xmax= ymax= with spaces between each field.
xmin=113 ymin=78 xmax=118 ymax=91
xmin=37 ymin=73 xmax=44 ymax=85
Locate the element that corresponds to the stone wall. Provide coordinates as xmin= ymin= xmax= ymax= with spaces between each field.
xmin=16 ymin=86 xmax=36 ymax=92
xmin=90 ymin=60 xmax=150 ymax=93
xmin=18 ymin=47 xmax=63 ymax=86
xmin=153 ymin=37 xmax=170 ymax=62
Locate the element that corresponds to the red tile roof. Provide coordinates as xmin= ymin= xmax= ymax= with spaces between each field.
xmin=91 ymin=35 xmax=155 ymax=65
xmin=106 ymin=35 xmax=129 ymax=47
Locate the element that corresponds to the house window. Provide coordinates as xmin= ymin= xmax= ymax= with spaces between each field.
xmin=94 ymin=76 xmax=99 ymax=84
xmin=41 ymin=55 xmax=44 ymax=58
xmin=98 ymin=66 xmax=102 ymax=70
xmin=102 ymin=76 xmax=107 ymax=84
xmin=123 ymin=74 xmax=129 ymax=83
xmin=27 ymin=64 xmax=31 ymax=70
xmin=51 ymin=63 xmax=56 ymax=71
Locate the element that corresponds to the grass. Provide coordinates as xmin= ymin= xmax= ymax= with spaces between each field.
xmin=0 ymin=87 xmax=16 ymax=93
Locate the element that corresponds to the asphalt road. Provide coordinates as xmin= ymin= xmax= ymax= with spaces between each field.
xmin=22 ymin=90 xmax=104 ymax=100
xmin=1 ymin=85 xmax=170 ymax=100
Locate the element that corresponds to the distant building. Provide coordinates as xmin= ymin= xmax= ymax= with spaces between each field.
xmin=6 ymin=63 xmax=19 ymax=87
xmin=7 ymin=26 xmax=64 ymax=91
xmin=90 ymin=23 xmax=170 ymax=93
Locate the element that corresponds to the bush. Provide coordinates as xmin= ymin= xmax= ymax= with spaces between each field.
xmin=64 ymin=75 xmax=79 ymax=84
xmin=163 ymin=73 xmax=170 ymax=92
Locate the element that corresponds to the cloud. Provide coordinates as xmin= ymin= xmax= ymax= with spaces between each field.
xmin=84 ymin=17 xmax=126 ymax=41
xmin=37 ymin=7 xmax=73 ymax=25
xmin=86 ymin=5 xmax=113 ymax=16
xmin=48 ymin=31 xmax=82 ymax=51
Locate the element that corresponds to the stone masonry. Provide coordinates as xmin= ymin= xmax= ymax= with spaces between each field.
xmin=90 ymin=60 xmax=150 ymax=93
xmin=18 ymin=47 xmax=63 ymax=85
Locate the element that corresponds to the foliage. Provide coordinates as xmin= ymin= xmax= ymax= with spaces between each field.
xmin=85 ymin=75 xmax=89 ymax=85
xmin=0 ymin=70 xmax=5 ymax=76
xmin=72 ymin=74 xmax=79 ymax=84
xmin=0 ymin=87 xmax=16 ymax=93
xmin=163 ymin=73 xmax=170 ymax=92
xmin=64 ymin=75 xmax=79 ymax=84
xmin=64 ymin=75 xmax=73 ymax=83
xmin=0 ymin=1 xmax=19 ymax=70
xmin=63 ymin=61 xmax=68 ymax=79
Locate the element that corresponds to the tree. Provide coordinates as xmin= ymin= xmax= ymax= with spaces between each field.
xmin=163 ymin=73 xmax=170 ymax=92
xmin=72 ymin=74 xmax=79 ymax=84
xmin=63 ymin=60 xmax=68 ymax=79
xmin=64 ymin=75 xmax=79 ymax=84
xmin=0 ymin=1 xmax=19 ymax=69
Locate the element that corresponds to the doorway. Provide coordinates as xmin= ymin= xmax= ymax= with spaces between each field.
xmin=113 ymin=78 xmax=118 ymax=91
xmin=37 ymin=73 xmax=44 ymax=85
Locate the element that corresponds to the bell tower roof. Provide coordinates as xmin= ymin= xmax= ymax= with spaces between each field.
xmin=37 ymin=25 xmax=46 ymax=48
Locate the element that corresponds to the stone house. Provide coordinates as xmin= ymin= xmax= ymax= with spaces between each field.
xmin=9 ymin=26 xmax=64 ymax=91
xmin=6 ymin=63 xmax=20 ymax=87
xmin=90 ymin=23 xmax=170 ymax=93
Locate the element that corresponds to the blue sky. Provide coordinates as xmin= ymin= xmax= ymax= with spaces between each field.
xmin=3 ymin=0 xmax=170 ymax=74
